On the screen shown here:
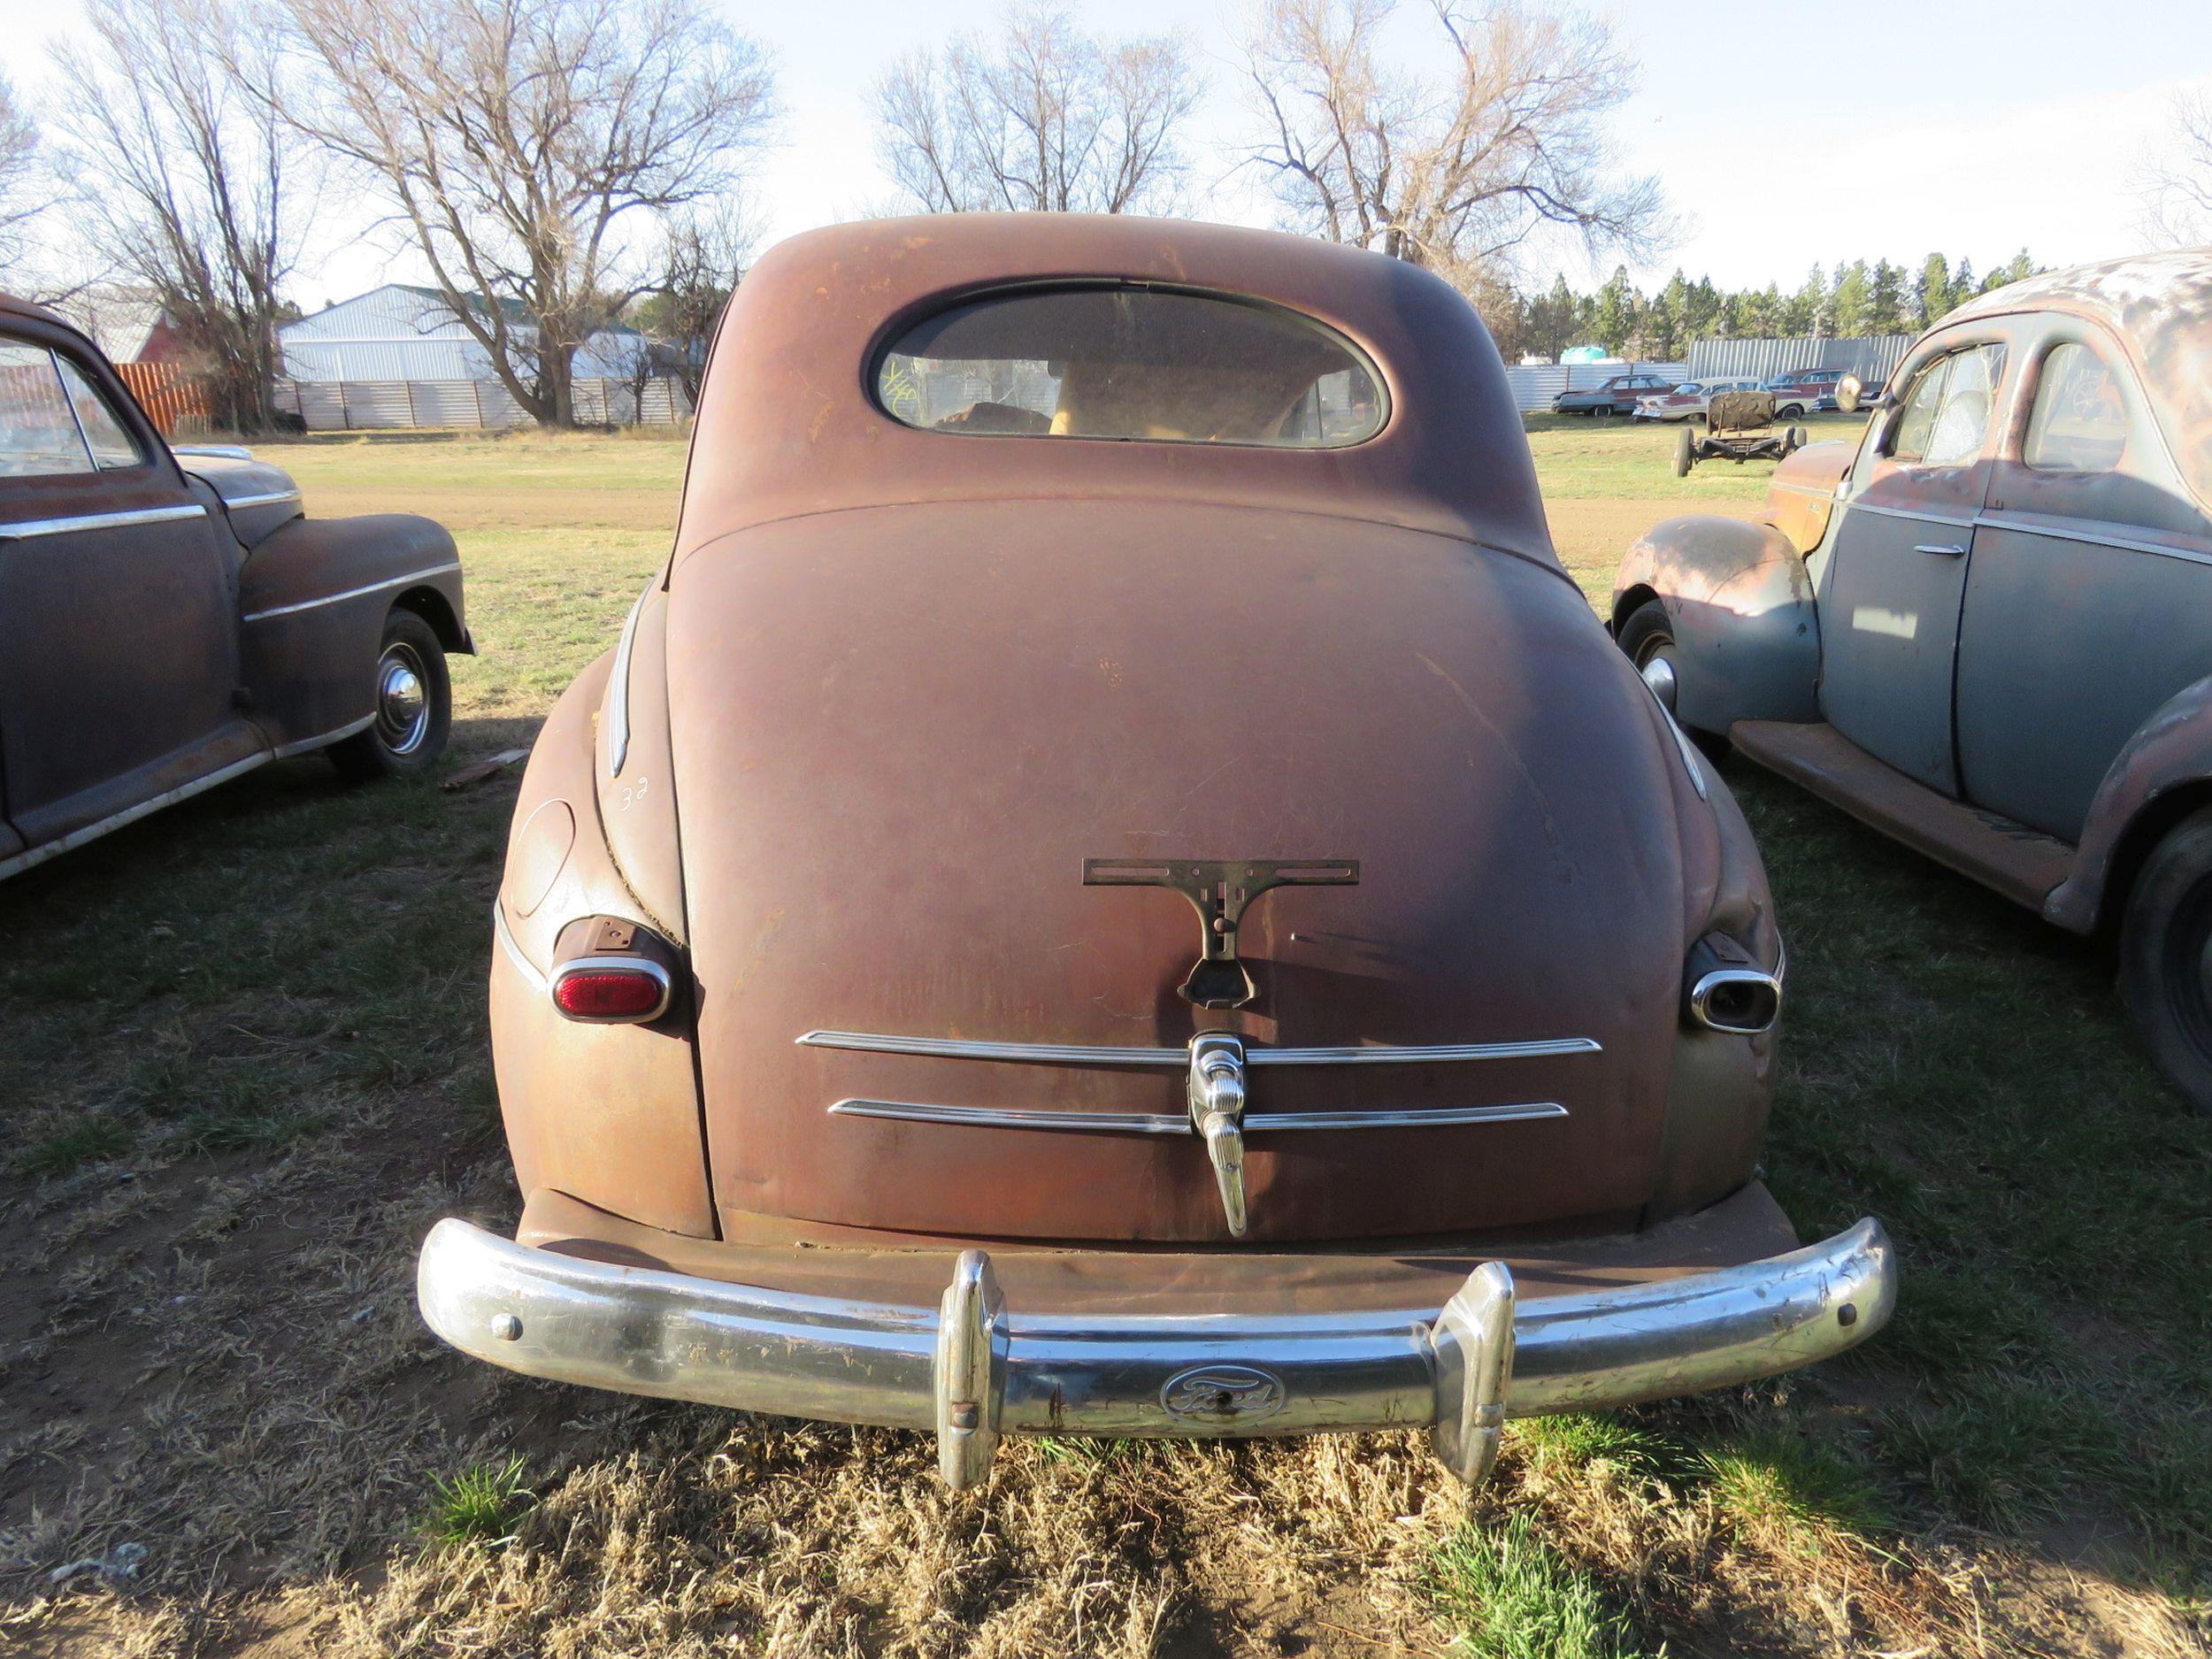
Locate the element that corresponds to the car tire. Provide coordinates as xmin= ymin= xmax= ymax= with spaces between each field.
xmin=328 ymin=609 xmax=452 ymax=782
xmin=1778 ymin=403 xmax=1804 ymax=419
xmin=1673 ymin=424 xmax=1694 ymax=476
xmin=1617 ymin=599 xmax=1727 ymax=757
xmin=2118 ymin=806 xmax=2212 ymax=1115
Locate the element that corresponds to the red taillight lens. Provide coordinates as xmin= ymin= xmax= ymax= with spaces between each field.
xmin=551 ymin=965 xmax=669 ymax=1022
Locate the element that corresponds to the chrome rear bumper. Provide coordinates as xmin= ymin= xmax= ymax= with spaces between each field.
xmin=417 ymin=1216 xmax=1894 ymax=1488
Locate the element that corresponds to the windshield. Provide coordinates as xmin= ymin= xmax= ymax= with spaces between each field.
xmin=875 ymin=284 xmax=1386 ymax=448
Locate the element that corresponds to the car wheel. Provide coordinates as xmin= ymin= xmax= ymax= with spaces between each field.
xmin=1673 ymin=425 xmax=1694 ymax=476
xmin=328 ymin=610 xmax=452 ymax=781
xmin=2119 ymin=806 xmax=2212 ymax=1115
xmin=1617 ymin=599 xmax=1728 ymax=757
xmin=1786 ymin=425 xmax=1806 ymax=454
xmin=1778 ymin=403 xmax=1804 ymax=419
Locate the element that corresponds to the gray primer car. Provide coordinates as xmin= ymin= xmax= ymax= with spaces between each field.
xmin=1610 ymin=250 xmax=2212 ymax=1112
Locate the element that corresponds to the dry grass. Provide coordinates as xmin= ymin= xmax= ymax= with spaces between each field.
xmin=1 ymin=425 xmax=2206 ymax=1658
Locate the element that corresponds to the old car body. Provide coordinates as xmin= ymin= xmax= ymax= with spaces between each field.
xmin=1633 ymin=376 xmax=1763 ymax=422
xmin=1554 ymin=372 xmax=1675 ymax=417
xmin=1612 ymin=250 xmax=2212 ymax=1110
xmin=0 ymin=296 xmax=468 ymax=879
xmin=419 ymin=215 xmax=1893 ymax=1490
xmin=1761 ymin=369 xmax=1847 ymax=419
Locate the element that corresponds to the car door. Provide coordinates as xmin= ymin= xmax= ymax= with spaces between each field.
xmin=0 ymin=326 xmax=257 ymax=853
xmin=1955 ymin=326 xmax=2212 ymax=841
xmin=1815 ymin=334 xmax=2012 ymax=792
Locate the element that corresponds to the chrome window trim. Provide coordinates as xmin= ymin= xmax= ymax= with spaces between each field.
xmin=240 ymin=561 xmax=461 ymax=623
xmin=605 ymin=585 xmax=649 ymax=775
xmin=797 ymin=1030 xmax=1601 ymax=1065
xmin=0 ymin=502 xmax=206 ymax=540
xmin=0 ymin=749 xmax=268 ymax=883
xmin=827 ymin=1098 xmax=1569 ymax=1133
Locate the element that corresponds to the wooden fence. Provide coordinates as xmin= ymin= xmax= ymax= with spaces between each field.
xmin=114 ymin=362 xmax=211 ymax=437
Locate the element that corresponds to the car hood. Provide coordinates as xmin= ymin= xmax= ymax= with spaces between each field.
xmin=664 ymin=500 xmax=1701 ymax=1243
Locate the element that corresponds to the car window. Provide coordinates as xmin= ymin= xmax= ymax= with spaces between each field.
xmin=0 ymin=342 xmax=95 ymax=477
xmin=875 ymin=284 xmax=1386 ymax=448
xmin=1890 ymin=344 xmax=2005 ymax=466
xmin=2023 ymin=341 xmax=2130 ymax=474
xmin=55 ymin=356 xmax=142 ymax=468
xmin=1924 ymin=344 xmax=2005 ymax=465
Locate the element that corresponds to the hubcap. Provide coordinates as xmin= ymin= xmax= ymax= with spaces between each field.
xmin=374 ymin=643 xmax=431 ymax=755
xmin=1640 ymin=650 xmax=1679 ymax=711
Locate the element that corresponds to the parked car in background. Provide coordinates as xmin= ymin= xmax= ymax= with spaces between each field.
xmin=419 ymin=213 xmax=1893 ymax=1494
xmin=1633 ymin=376 xmax=1765 ymax=422
xmin=1612 ymin=250 xmax=2212 ymax=1111
xmin=1819 ymin=377 xmax=1885 ymax=412
xmin=0 ymin=296 xmax=469 ymax=884
xmin=1553 ymin=373 xmax=1675 ymax=416
xmin=1760 ymin=368 xmax=1847 ymax=419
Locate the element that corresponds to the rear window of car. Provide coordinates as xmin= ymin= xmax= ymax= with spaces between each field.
xmin=874 ymin=284 xmax=1386 ymax=448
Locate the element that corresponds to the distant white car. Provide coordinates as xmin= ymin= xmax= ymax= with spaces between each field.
xmin=1632 ymin=376 xmax=1765 ymax=422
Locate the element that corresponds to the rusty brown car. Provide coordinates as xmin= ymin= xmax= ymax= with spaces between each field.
xmin=1613 ymin=250 xmax=2212 ymax=1111
xmin=0 ymin=296 xmax=468 ymax=881
xmin=419 ymin=215 xmax=1893 ymax=1490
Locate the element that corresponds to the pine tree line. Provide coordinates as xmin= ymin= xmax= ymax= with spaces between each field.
xmin=1492 ymin=250 xmax=2041 ymax=363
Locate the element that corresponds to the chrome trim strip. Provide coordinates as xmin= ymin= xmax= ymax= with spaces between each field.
xmin=219 ymin=488 xmax=303 ymax=511
xmin=605 ymin=586 xmax=649 ymax=775
xmin=415 ymin=1214 xmax=1895 ymax=1453
xmin=1659 ymin=705 xmax=1709 ymax=801
xmin=0 ymin=502 xmax=206 ymax=541
xmin=269 ymin=712 xmax=374 ymax=760
xmin=549 ymin=954 xmax=674 ymax=1023
xmin=797 ymin=1030 xmax=1601 ymax=1065
xmin=0 ymin=750 xmax=269 ymax=883
xmin=491 ymin=901 xmax=549 ymax=995
xmin=829 ymin=1099 xmax=1568 ymax=1133
xmin=1973 ymin=511 xmax=2212 ymax=570
xmin=1846 ymin=500 xmax=1978 ymax=530
xmin=241 ymin=561 xmax=462 ymax=623
xmin=173 ymin=443 xmax=254 ymax=461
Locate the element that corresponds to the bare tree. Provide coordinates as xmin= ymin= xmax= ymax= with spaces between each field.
xmin=273 ymin=0 xmax=775 ymax=426
xmin=632 ymin=200 xmax=757 ymax=409
xmin=873 ymin=5 xmax=1202 ymax=214
xmin=0 ymin=72 xmax=42 ymax=275
xmin=2142 ymin=88 xmax=2212 ymax=245
xmin=1240 ymin=0 xmax=1670 ymax=290
xmin=49 ymin=0 xmax=303 ymax=431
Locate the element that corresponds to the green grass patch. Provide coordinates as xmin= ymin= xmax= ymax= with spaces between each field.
xmin=1429 ymin=1513 xmax=1654 ymax=1659
xmin=418 ymin=1455 xmax=534 ymax=1550
xmin=1701 ymin=1425 xmax=1888 ymax=1543
xmin=17 ymin=1112 xmax=135 ymax=1178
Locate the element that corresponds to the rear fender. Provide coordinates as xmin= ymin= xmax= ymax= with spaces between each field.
xmin=492 ymin=654 xmax=713 ymax=1237
xmin=1612 ymin=515 xmax=1820 ymax=734
xmin=2047 ymin=674 xmax=2212 ymax=933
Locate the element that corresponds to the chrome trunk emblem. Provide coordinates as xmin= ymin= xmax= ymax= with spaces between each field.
xmin=1082 ymin=857 xmax=1358 ymax=1009
xmin=1187 ymin=1033 xmax=1250 ymax=1235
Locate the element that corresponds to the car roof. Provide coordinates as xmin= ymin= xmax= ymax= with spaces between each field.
xmin=1945 ymin=248 xmax=2212 ymax=487
xmin=679 ymin=214 xmax=1555 ymax=569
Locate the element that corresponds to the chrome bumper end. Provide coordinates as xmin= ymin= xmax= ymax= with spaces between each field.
xmin=418 ymin=1215 xmax=1894 ymax=1490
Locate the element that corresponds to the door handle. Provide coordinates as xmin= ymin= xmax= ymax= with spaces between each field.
xmin=1913 ymin=541 xmax=1967 ymax=558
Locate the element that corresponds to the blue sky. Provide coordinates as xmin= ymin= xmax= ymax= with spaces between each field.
xmin=4 ymin=0 xmax=2208 ymax=302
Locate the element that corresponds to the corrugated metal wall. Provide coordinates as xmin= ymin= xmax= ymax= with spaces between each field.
xmin=281 ymin=284 xmax=646 ymax=381
xmin=1685 ymin=335 xmax=1913 ymax=385
xmin=1502 ymin=362 xmax=1686 ymax=413
xmin=273 ymin=377 xmax=690 ymax=430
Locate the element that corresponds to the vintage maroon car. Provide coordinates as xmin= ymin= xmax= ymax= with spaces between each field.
xmin=0 ymin=296 xmax=467 ymax=880
xmin=419 ymin=216 xmax=1893 ymax=1489
xmin=1613 ymin=251 xmax=2212 ymax=1111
